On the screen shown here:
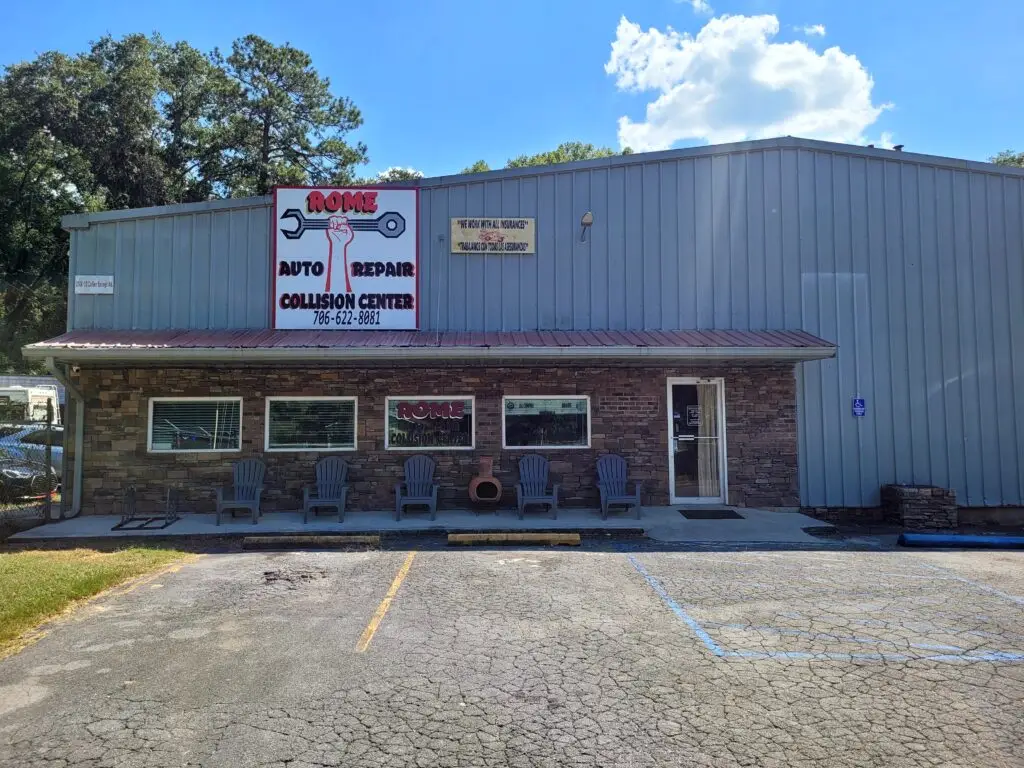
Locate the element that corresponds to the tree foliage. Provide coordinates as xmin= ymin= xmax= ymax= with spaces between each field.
xmin=507 ymin=141 xmax=621 ymax=168
xmin=0 ymin=33 xmax=369 ymax=371
xmin=461 ymin=159 xmax=492 ymax=174
xmin=991 ymin=150 xmax=1024 ymax=168
xmin=357 ymin=166 xmax=424 ymax=184
xmin=214 ymin=35 xmax=367 ymax=195
xmin=461 ymin=142 xmax=632 ymax=174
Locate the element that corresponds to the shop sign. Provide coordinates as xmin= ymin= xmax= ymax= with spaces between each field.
xmin=504 ymin=399 xmax=586 ymax=416
xmin=450 ymin=218 xmax=535 ymax=254
xmin=74 ymin=275 xmax=114 ymax=294
xmin=686 ymin=405 xmax=701 ymax=427
xmin=272 ymin=186 xmax=419 ymax=330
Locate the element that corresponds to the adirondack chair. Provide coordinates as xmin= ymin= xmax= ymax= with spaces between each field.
xmin=395 ymin=455 xmax=439 ymax=521
xmin=216 ymin=458 xmax=265 ymax=525
xmin=303 ymin=457 xmax=349 ymax=522
xmin=515 ymin=454 xmax=559 ymax=520
xmin=597 ymin=454 xmax=642 ymax=520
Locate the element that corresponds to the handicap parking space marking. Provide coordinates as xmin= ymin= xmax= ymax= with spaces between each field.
xmin=626 ymin=553 xmax=1024 ymax=664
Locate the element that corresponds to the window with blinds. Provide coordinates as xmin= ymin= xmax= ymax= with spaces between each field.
xmin=149 ymin=398 xmax=242 ymax=452
xmin=266 ymin=398 xmax=357 ymax=451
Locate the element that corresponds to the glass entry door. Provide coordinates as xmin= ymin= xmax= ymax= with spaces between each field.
xmin=668 ymin=378 xmax=726 ymax=504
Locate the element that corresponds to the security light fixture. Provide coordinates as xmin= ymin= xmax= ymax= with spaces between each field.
xmin=579 ymin=211 xmax=594 ymax=242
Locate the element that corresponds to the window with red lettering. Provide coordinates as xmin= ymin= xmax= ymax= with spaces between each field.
xmin=385 ymin=396 xmax=474 ymax=450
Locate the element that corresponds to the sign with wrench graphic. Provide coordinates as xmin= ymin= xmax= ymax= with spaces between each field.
xmin=272 ymin=186 xmax=419 ymax=330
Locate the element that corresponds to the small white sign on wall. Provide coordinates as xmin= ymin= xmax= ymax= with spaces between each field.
xmin=74 ymin=275 xmax=114 ymax=294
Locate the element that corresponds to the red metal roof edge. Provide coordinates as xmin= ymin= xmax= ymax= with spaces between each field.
xmin=27 ymin=328 xmax=836 ymax=351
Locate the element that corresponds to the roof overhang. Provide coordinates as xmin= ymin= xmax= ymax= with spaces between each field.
xmin=24 ymin=329 xmax=836 ymax=365
xmin=27 ymin=345 xmax=834 ymax=364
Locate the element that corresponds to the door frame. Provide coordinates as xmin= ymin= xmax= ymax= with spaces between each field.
xmin=666 ymin=377 xmax=728 ymax=505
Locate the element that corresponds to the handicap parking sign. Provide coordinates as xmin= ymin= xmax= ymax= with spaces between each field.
xmin=852 ymin=397 xmax=866 ymax=417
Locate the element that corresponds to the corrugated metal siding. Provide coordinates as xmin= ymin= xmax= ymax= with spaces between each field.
xmin=68 ymin=202 xmax=269 ymax=331
xmin=64 ymin=144 xmax=1024 ymax=507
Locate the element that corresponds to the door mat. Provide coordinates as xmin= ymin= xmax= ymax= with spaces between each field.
xmin=679 ymin=509 xmax=743 ymax=520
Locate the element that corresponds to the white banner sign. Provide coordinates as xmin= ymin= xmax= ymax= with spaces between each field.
xmin=74 ymin=275 xmax=114 ymax=295
xmin=273 ymin=187 xmax=419 ymax=329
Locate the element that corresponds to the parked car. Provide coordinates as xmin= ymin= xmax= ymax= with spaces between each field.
xmin=0 ymin=425 xmax=63 ymax=474
xmin=0 ymin=457 xmax=57 ymax=503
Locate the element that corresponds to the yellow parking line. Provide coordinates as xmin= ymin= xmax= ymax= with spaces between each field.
xmin=356 ymin=551 xmax=416 ymax=653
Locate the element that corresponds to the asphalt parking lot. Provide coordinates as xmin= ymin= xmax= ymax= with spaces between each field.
xmin=1 ymin=545 xmax=1023 ymax=767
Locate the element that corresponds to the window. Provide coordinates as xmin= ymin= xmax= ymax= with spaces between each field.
xmin=503 ymin=396 xmax=590 ymax=449
xmin=385 ymin=396 xmax=474 ymax=450
xmin=265 ymin=398 xmax=357 ymax=452
xmin=148 ymin=398 xmax=242 ymax=452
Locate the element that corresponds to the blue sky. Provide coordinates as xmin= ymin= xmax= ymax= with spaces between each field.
xmin=2 ymin=0 xmax=1021 ymax=178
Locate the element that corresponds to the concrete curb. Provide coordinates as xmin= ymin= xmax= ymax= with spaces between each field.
xmin=242 ymin=535 xmax=381 ymax=550
xmin=448 ymin=533 xmax=581 ymax=546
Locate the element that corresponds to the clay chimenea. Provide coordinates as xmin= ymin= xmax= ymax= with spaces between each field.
xmin=468 ymin=457 xmax=502 ymax=503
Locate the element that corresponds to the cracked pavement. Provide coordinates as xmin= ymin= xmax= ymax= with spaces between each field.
xmin=1 ymin=547 xmax=1022 ymax=767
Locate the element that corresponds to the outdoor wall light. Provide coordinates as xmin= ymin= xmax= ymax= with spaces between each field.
xmin=579 ymin=211 xmax=594 ymax=242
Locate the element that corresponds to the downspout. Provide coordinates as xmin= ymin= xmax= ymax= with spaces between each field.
xmin=44 ymin=356 xmax=84 ymax=519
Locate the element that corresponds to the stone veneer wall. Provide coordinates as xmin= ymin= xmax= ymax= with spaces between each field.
xmin=880 ymin=484 xmax=958 ymax=530
xmin=70 ymin=363 xmax=798 ymax=514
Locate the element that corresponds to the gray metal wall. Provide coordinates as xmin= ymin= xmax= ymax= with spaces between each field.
xmin=68 ymin=198 xmax=270 ymax=330
xmin=64 ymin=139 xmax=1024 ymax=507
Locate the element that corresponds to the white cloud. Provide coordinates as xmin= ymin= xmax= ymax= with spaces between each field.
xmin=678 ymin=0 xmax=713 ymax=14
xmin=871 ymin=131 xmax=895 ymax=149
xmin=605 ymin=15 xmax=888 ymax=151
xmin=798 ymin=24 xmax=826 ymax=37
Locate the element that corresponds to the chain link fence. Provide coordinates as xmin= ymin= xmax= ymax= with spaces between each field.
xmin=0 ymin=398 xmax=60 ymax=539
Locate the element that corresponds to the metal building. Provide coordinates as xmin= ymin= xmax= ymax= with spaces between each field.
xmin=26 ymin=137 xmax=1024 ymax=517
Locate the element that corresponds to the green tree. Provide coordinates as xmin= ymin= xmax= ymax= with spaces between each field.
xmin=991 ymin=150 xmax=1024 ymax=167
xmin=155 ymin=40 xmax=236 ymax=202
xmin=506 ymin=141 xmax=623 ymax=168
xmin=0 ymin=32 xmax=371 ymax=368
xmin=461 ymin=159 xmax=491 ymax=174
xmin=357 ymin=166 xmax=423 ymax=184
xmin=214 ymin=35 xmax=368 ymax=195
xmin=1 ymin=34 xmax=208 ymax=210
xmin=0 ymin=125 xmax=104 ymax=371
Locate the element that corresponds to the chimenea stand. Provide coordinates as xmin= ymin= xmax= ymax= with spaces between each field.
xmin=469 ymin=457 xmax=502 ymax=508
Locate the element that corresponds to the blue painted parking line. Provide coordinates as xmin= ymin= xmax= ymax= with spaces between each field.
xmin=707 ymin=623 xmax=969 ymax=653
xmin=627 ymin=555 xmax=726 ymax=657
xmin=628 ymin=554 xmax=1024 ymax=664
xmin=918 ymin=563 xmax=1024 ymax=607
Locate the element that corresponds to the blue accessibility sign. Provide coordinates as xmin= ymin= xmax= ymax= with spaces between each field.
xmin=852 ymin=397 xmax=866 ymax=417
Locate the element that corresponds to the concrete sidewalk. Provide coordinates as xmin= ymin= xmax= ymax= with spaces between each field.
xmin=9 ymin=506 xmax=831 ymax=544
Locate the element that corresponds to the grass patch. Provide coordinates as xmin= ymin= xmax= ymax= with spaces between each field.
xmin=0 ymin=547 xmax=187 ymax=657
